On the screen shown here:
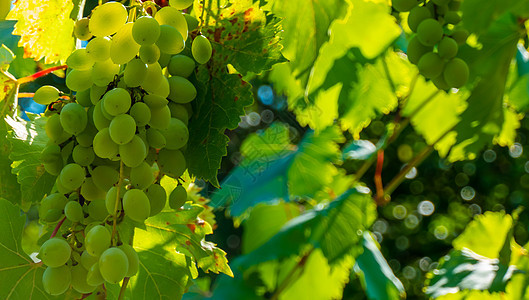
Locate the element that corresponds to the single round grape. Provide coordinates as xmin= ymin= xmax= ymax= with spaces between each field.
xmin=71 ymin=264 xmax=97 ymax=294
xmin=146 ymin=127 xmax=166 ymax=149
xmin=162 ymin=118 xmax=188 ymax=150
xmin=168 ymin=76 xmax=197 ymax=103
xmin=90 ymin=84 xmax=107 ymax=105
xmin=145 ymin=184 xmax=166 ymax=216
xmin=42 ymin=265 xmax=71 ymax=295
xmin=140 ymin=62 xmax=165 ymax=93
xmin=138 ymin=44 xmax=161 ymax=65
xmin=85 ymin=225 xmax=111 ymax=257
xmin=43 ymin=209 xmax=63 ymax=223
xmin=86 ymin=37 xmax=111 ymax=62
xmin=119 ymin=135 xmax=147 ymax=167
xmin=39 ymin=238 xmax=71 ymax=267
xmin=92 ymin=165 xmax=119 ymax=191
xmin=89 ymin=1 xmax=128 ymax=37
xmin=392 ymin=0 xmax=417 ymax=12
xmin=88 ymin=199 xmax=108 ymax=221
xmin=99 ymin=247 xmax=129 ymax=284
xmin=192 ymin=35 xmax=212 ymax=64
xmin=93 ymin=128 xmax=119 ymax=159
xmin=151 ymin=76 xmax=170 ymax=98
xmin=157 ymin=149 xmax=186 ymax=178
xmin=72 ymin=145 xmax=95 ymax=166
xmin=76 ymin=122 xmax=97 ymax=147
xmin=87 ymin=262 xmax=105 ymax=286
xmin=123 ymin=189 xmax=151 ymax=222
xmin=156 ymin=25 xmax=185 ymax=54
xmin=169 ymin=0 xmax=193 ymax=9
xmin=55 ymin=177 xmax=73 ymax=194
xmin=438 ymin=37 xmax=458 ymax=59
xmin=124 ymin=58 xmax=148 ymax=87
xmin=143 ymin=94 xmax=168 ymax=109
xmin=59 ymin=163 xmax=85 ymax=190
xmin=74 ymin=18 xmax=92 ymax=40
xmin=65 ymin=201 xmax=84 ymax=222
xmin=416 ymin=19 xmax=443 ymax=46
xmin=155 ymin=6 xmax=188 ymax=40
xmin=168 ymin=102 xmax=189 ymax=124
xmin=66 ymin=49 xmax=94 ymax=71
xmin=60 ymin=103 xmax=87 ymax=135
xmin=169 ymin=185 xmax=187 ymax=209
xmin=130 ymin=102 xmax=151 ymax=127
xmin=92 ymin=59 xmax=120 ymax=87
xmin=105 ymin=186 xmax=120 ymax=215
xmin=443 ymin=58 xmax=469 ymax=88
xmin=81 ymin=251 xmax=99 ymax=270
xmin=132 ymin=16 xmax=160 ymax=45
xmin=100 ymin=98 xmax=115 ymax=120
xmin=408 ymin=6 xmax=431 ymax=32
xmin=109 ymin=114 xmax=137 ymax=145
xmin=40 ymin=144 xmax=62 ymax=164
xmin=34 ymin=85 xmax=60 ymax=105
xmin=418 ymin=52 xmax=444 ymax=79
xmin=118 ymin=244 xmax=139 ymax=277
xmin=93 ymin=101 xmax=112 ymax=130
xmin=81 ymin=177 xmax=106 ymax=200
xmin=451 ymin=29 xmax=469 ymax=45
xmin=66 ymin=69 xmax=93 ymax=92
xmin=432 ymin=74 xmax=450 ymax=90
xmin=168 ymin=55 xmax=195 ymax=77
xmin=444 ymin=11 xmax=461 ymax=25
xmin=183 ymin=14 xmax=199 ymax=32
xmin=45 ymin=114 xmax=66 ymax=143
xmin=111 ymin=22 xmax=141 ymax=65
xmin=149 ymin=105 xmax=172 ymax=130
xmin=158 ymin=52 xmax=172 ymax=68
xmin=43 ymin=160 xmax=63 ymax=178
xmin=103 ymin=88 xmax=131 ymax=116
xmin=76 ymin=88 xmax=92 ymax=107
xmin=130 ymin=162 xmax=154 ymax=189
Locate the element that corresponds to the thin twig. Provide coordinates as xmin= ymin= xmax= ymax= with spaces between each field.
xmin=270 ymin=249 xmax=313 ymax=300
xmin=111 ymin=161 xmax=124 ymax=246
xmin=50 ymin=217 xmax=67 ymax=238
xmin=118 ymin=277 xmax=130 ymax=300
xmin=17 ymin=65 xmax=67 ymax=84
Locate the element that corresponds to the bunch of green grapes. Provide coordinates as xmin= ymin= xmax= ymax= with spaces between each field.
xmin=392 ymin=0 xmax=470 ymax=89
xmin=35 ymin=0 xmax=210 ymax=296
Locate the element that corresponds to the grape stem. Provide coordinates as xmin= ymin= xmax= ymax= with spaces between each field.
xmin=270 ymin=248 xmax=313 ymax=300
xmin=50 ymin=216 xmax=67 ymax=238
xmin=111 ymin=160 xmax=124 ymax=246
xmin=17 ymin=65 xmax=67 ymax=85
xmin=118 ymin=277 xmax=130 ymax=300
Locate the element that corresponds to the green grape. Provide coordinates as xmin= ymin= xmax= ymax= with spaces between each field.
xmin=432 ymin=0 xmax=450 ymax=5
xmin=139 ymin=44 xmax=161 ymax=64
xmin=146 ymin=127 xmax=167 ymax=149
xmin=132 ymin=16 xmax=160 ymax=45
xmin=392 ymin=0 xmax=418 ymax=12
xmin=451 ymin=29 xmax=469 ymax=45
xmin=105 ymin=185 xmax=126 ymax=215
xmin=432 ymin=74 xmax=450 ymax=90
xmin=169 ymin=0 xmax=193 ymax=9
xmin=156 ymin=25 xmax=185 ymax=54
xmin=143 ymin=94 xmax=168 ymax=109
xmin=99 ymin=247 xmax=129 ymax=284
xmin=130 ymin=102 xmax=151 ymax=126
xmin=65 ymin=201 xmax=84 ymax=222
xmin=92 ymin=59 xmax=120 ymax=87
xmin=90 ymin=84 xmax=107 ymax=105
xmin=66 ymin=69 xmax=93 ymax=91
xmin=183 ymin=14 xmax=199 ymax=32
xmin=137 ymin=126 xmax=149 ymax=149
xmin=81 ymin=251 xmax=98 ymax=270
xmin=66 ymin=49 xmax=94 ymax=71
xmin=438 ymin=37 xmax=458 ymax=59
xmin=416 ymin=19 xmax=443 ymax=46
xmin=93 ymin=128 xmax=119 ymax=159
xmin=119 ymin=135 xmax=147 ymax=167
xmin=169 ymin=185 xmax=187 ymax=209
xmin=141 ymin=62 xmax=165 ymax=93
xmin=168 ymin=54 xmax=195 ymax=77
xmin=86 ymin=37 xmax=111 ymax=62
xmin=87 ymin=262 xmax=105 ymax=286
xmin=74 ymin=18 xmax=92 ymax=41
xmin=103 ymin=88 xmax=131 ymax=116
xmin=124 ymin=58 xmax=148 ymax=87
xmin=158 ymin=52 xmax=172 ymax=68
xmin=130 ymin=162 xmax=154 ymax=189
xmin=59 ymin=163 xmax=85 ymax=190
xmin=149 ymin=105 xmax=171 ymax=130
xmin=168 ymin=102 xmax=189 ymax=124
xmin=155 ymin=7 xmax=188 ymax=40
xmin=46 ymin=114 xmax=68 ymax=144
xmin=449 ymin=0 xmax=461 ymax=11
xmin=76 ymin=122 xmax=97 ymax=147
xmin=55 ymin=177 xmax=73 ymax=194
xmin=60 ymin=103 xmax=87 ymax=135
xmin=43 ymin=209 xmax=63 ymax=223
xmin=145 ymin=147 xmax=157 ymax=165
xmin=76 ymin=89 xmax=92 ymax=107
xmin=34 ymin=85 xmax=60 ymax=105
xmin=88 ymin=199 xmax=108 ymax=221
xmin=407 ymin=6 xmax=431 ymax=32
xmin=71 ymin=265 xmax=97 ymax=294
xmin=100 ymin=98 xmax=115 ymax=120
xmin=42 ymin=150 xmax=63 ymax=176
xmin=157 ymin=149 xmax=186 ymax=178
xmin=92 ymin=165 xmax=119 ymax=191
xmin=85 ymin=225 xmax=111 ymax=257
xmin=109 ymin=114 xmax=136 ymax=145
xmin=191 ymin=35 xmax=212 ymax=64
xmin=39 ymin=238 xmax=71 ymax=267
xmin=151 ymin=76 xmax=170 ymax=98
xmin=72 ymin=145 xmax=95 ymax=166
xmin=443 ymin=58 xmax=469 ymax=88
xmin=93 ymin=100 xmax=112 ymax=130
xmin=81 ymin=177 xmax=106 ymax=200
xmin=89 ymin=1 xmax=128 ymax=37
xmin=42 ymin=265 xmax=71 ymax=295
xmin=168 ymin=76 xmax=197 ymax=103
xmin=110 ymin=22 xmax=141 ymax=65
xmin=444 ymin=11 xmax=461 ymax=25
xmin=417 ymin=52 xmax=444 ymax=79
xmin=123 ymin=189 xmax=151 ymax=222
xmin=40 ymin=144 xmax=62 ymax=164
xmin=162 ymin=118 xmax=188 ymax=150
xmin=118 ymin=244 xmax=139 ymax=277
xmin=145 ymin=184 xmax=166 ymax=216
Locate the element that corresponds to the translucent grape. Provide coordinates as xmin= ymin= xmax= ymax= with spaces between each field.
xmin=408 ymin=6 xmax=431 ymax=32
xmin=34 ymin=85 xmax=60 ymax=105
xmin=76 ymin=122 xmax=97 ymax=147
xmin=143 ymin=94 xmax=168 ymax=109
xmin=45 ymin=114 xmax=67 ymax=144
xmin=149 ymin=105 xmax=171 ymax=129
xmin=191 ymin=35 xmax=212 ymax=64
xmin=130 ymin=102 xmax=151 ymax=126
xmin=168 ymin=102 xmax=189 ymax=124
xmin=39 ymin=238 xmax=71 ymax=267
xmin=162 ymin=118 xmax=188 ymax=150
xmin=130 ymin=162 xmax=154 ymax=189
xmin=88 ymin=199 xmax=108 ymax=221
xmin=72 ymin=145 xmax=95 ymax=166
xmin=92 ymin=165 xmax=119 ymax=191
xmin=87 ymin=262 xmax=105 ymax=286
xmin=139 ymin=44 xmax=161 ymax=64
xmin=65 ymin=201 xmax=84 ymax=222
xmin=416 ymin=19 xmax=443 ymax=46
xmin=169 ymin=185 xmax=187 ymax=209
xmin=438 ymin=37 xmax=458 ymax=59
xmin=146 ymin=127 xmax=166 ymax=149
xmin=451 ymin=29 xmax=469 ymax=45
xmin=158 ymin=52 xmax=172 ymax=68
xmin=40 ymin=144 xmax=62 ymax=164
xmin=90 ymin=84 xmax=107 ymax=105
xmin=66 ymin=49 xmax=94 ymax=71
xmin=156 ymin=25 xmax=185 ymax=54
xmin=118 ymin=244 xmax=139 ymax=277
xmin=110 ymin=22 xmax=141 ymax=65
xmin=169 ymin=0 xmax=193 ymax=9
xmin=155 ymin=6 xmax=188 ymax=40
xmin=60 ymin=103 xmax=87 ymax=135
xmin=432 ymin=74 xmax=450 ymax=90
xmin=151 ymin=76 xmax=170 ymax=98
xmin=93 ymin=128 xmax=119 ymax=159
xmin=81 ymin=177 xmax=106 ymax=200
xmin=417 ymin=52 xmax=444 ymax=79
xmin=81 ymin=251 xmax=99 ymax=270
xmin=145 ymin=184 xmax=166 ymax=216
xmin=85 ymin=225 xmax=111 ymax=257
xmin=105 ymin=185 xmax=125 ymax=215
xmin=108 ymin=114 xmax=136 ymax=145
xmin=140 ymin=62 xmax=164 ymax=93
xmin=157 ymin=149 xmax=186 ymax=178
xmin=86 ymin=37 xmax=111 ymax=62
xmin=76 ymin=88 xmax=92 ymax=107
xmin=100 ymin=98 xmax=115 ymax=120
xmin=92 ymin=59 xmax=120 ymax=87
xmin=66 ymin=69 xmax=93 ymax=92
xmin=103 ymin=88 xmax=131 ymax=116
xmin=124 ymin=58 xmax=148 ymax=87
xmin=168 ymin=55 xmax=195 ymax=77
xmin=42 ymin=265 xmax=71 ymax=295
xmin=443 ymin=58 xmax=469 ymax=88
xmin=89 ymin=1 xmax=128 ymax=37
xmin=59 ymin=163 xmax=85 ymax=190
xmin=168 ymin=76 xmax=197 ymax=103
xmin=99 ymin=247 xmax=129 ymax=284
xmin=119 ymin=135 xmax=147 ymax=167
xmin=183 ymin=14 xmax=199 ymax=32
xmin=71 ymin=265 xmax=97 ymax=294
xmin=74 ymin=18 xmax=92 ymax=41
xmin=123 ymin=189 xmax=151 ymax=222
xmin=93 ymin=100 xmax=112 ymax=130
xmin=132 ymin=16 xmax=160 ymax=45
xmin=445 ymin=11 xmax=461 ymax=25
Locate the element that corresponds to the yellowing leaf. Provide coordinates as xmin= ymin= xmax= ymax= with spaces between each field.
xmin=7 ymin=0 xmax=75 ymax=64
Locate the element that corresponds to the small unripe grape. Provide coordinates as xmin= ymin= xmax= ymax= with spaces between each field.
xmin=123 ymin=189 xmax=151 ymax=222
xmin=89 ymin=1 xmax=128 ymax=37
xmin=71 ymin=264 xmax=97 ymax=294
xmin=76 ymin=88 xmax=92 ymax=107
xmin=444 ymin=11 xmax=461 ymax=25
xmin=156 ymin=25 xmax=185 ymax=54
xmin=168 ymin=76 xmax=197 ymax=103
xmin=103 ymin=88 xmax=131 ymax=116
xmin=118 ymin=244 xmax=139 ymax=277
xmin=146 ymin=127 xmax=167 ymax=149
xmin=93 ymin=128 xmax=119 ymax=159
xmin=81 ymin=251 xmax=99 ymax=270
xmin=132 ymin=16 xmax=160 ymax=45
xmin=162 ymin=118 xmax=188 ymax=150
xmin=93 ymin=101 xmax=111 ymax=130
xmin=76 ymin=122 xmax=97 ymax=147
xmin=41 ymin=144 xmax=62 ymax=168
xmin=143 ymin=94 xmax=168 ymax=109
xmin=74 ymin=18 xmax=92 ymax=41
xmin=155 ymin=6 xmax=188 ymax=39
xmin=59 ymin=163 xmax=85 ymax=190
xmin=183 ymin=14 xmax=199 ymax=32
xmin=34 ymin=85 xmax=60 ymax=105
xmin=168 ymin=102 xmax=189 ymax=124
xmin=168 ymin=55 xmax=195 ymax=77
xmin=86 ymin=37 xmax=111 ymax=62
xmin=85 ymin=225 xmax=111 ymax=257
xmin=157 ymin=149 xmax=186 ymax=178
xmin=145 ymin=184 xmax=166 ymax=216
xmin=438 ymin=37 xmax=458 ymax=59
xmin=105 ymin=185 xmax=126 ymax=215
xmin=88 ymin=199 xmax=108 ymax=221
xmin=109 ymin=114 xmax=137 ymax=145
xmin=151 ymin=76 xmax=171 ymax=99
xmin=119 ymin=136 xmax=147 ymax=168
xmin=55 ymin=177 xmax=73 ymax=194
xmin=60 ymin=103 xmax=87 ymax=135
xmin=99 ymin=247 xmax=129 ymax=284
xmin=43 ymin=160 xmax=63 ymax=177
xmin=92 ymin=59 xmax=120 ymax=87
xmin=45 ymin=114 xmax=66 ymax=144
xmin=169 ymin=185 xmax=187 ymax=209
xmin=140 ymin=62 xmax=164 ymax=93
xmin=416 ymin=19 xmax=443 ymax=46
xmin=65 ymin=201 xmax=84 ymax=222
xmin=169 ymin=0 xmax=193 ymax=9
xmin=86 ymin=262 xmax=105 ymax=286
xmin=139 ymin=44 xmax=161 ymax=64
xmin=92 ymin=165 xmax=119 ymax=192
xmin=451 ymin=29 xmax=469 ymax=45
xmin=192 ymin=35 xmax=212 ymax=64
xmin=130 ymin=162 xmax=155 ymax=189
xmin=408 ymin=6 xmax=431 ymax=32
xmin=418 ymin=52 xmax=444 ymax=79
xmin=110 ymin=22 xmax=141 ymax=65
xmin=130 ymin=102 xmax=151 ymax=127
xmin=42 ymin=265 xmax=71 ymax=295
xmin=66 ymin=49 xmax=94 ymax=71
xmin=81 ymin=177 xmax=106 ymax=200
xmin=443 ymin=58 xmax=469 ymax=88
xmin=158 ymin=52 xmax=172 ymax=68
xmin=124 ymin=58 xmax=148 ymax=87
xmin=149 ymin=105 xmax=172 ymax=130
xmin=432 ymin=74 xmax=450 ymax=90
xmin=39 ymin=238 xmax=71 ymax=267
xmin=90 ymin=84 xmax=107 ymax=105
xmin=72 ymin=145 xmax=95 ymax=166
xmin=392 ymin=0 xmax=418 ymax=12
xmin=66 ymin=69 xmax=93 ymax=92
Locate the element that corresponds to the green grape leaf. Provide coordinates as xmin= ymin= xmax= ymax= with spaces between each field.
xmin=461 ymin=0 xmax=521 ymax=34
xmin=0 ymin=21 xmax=38 ymax=78
xmin=507 ymin=73 xmax=529 ymax=112
xmin=0 ymin=198 xmax=57 ymax=299
xmin=6 ymin=116 xmax=55 ymax=207
xmin=0 ymin=44 xmax=14 ymax=70
xmin=7 ymin=0 xmax=75 ymax=64
xmin=435 ymin=290 xmax=503 ymax=300
xmin=343 ymin=140 xmax=378 ymax=161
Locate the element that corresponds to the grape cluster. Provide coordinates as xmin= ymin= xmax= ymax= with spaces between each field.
xmin=393 ymin=0 xmax=470 ymax=89
xmin=35 ymin=1 xmax=211 ymax=296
